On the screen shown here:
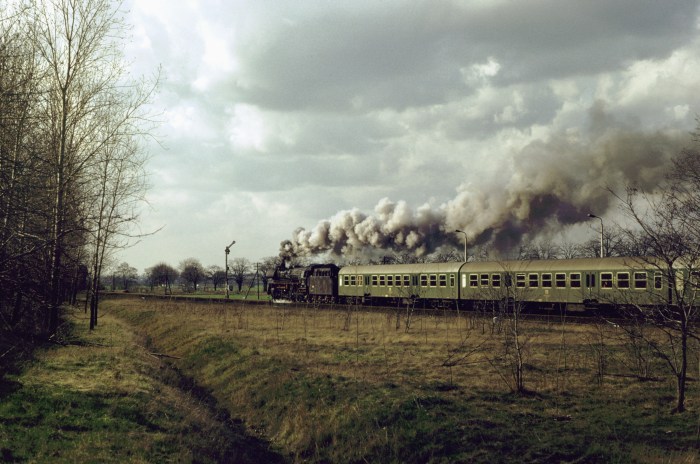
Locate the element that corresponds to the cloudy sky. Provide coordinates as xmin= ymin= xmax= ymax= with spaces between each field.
xmin=118 ymin=0 xmax=700 ymax=273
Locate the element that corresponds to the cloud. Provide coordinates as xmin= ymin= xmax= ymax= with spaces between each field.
xmin=230 ymin=0 xmax=698 ymax=111
xmin=116 ymin=0 xmax=700 ymax=273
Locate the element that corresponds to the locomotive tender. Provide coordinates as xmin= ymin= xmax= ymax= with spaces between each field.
xmin=267 ymin=257 xmax=696 ymax=311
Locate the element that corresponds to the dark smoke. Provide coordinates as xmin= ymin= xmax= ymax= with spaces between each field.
xmin=280 ymin=104 xmax=688 ymax=260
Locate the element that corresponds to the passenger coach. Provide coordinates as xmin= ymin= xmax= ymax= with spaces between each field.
xmin=338 ymin=262 xmax=463 ymax=306
xmin=338 ymin=257 xmax=676 ymax=311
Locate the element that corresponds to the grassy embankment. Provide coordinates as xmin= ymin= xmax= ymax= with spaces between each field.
xmin=106 ymin=297 xmax=699 ymax=463
xmin=0 ymin=306 xmax=284 ymax=463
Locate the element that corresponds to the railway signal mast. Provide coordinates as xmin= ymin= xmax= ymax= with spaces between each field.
xmin=225 ymin=239 xmax=236 ymax=298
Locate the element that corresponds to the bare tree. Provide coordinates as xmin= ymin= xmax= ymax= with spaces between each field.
xmin=614 ymin=127 xmax=700 ymax=412
xmin=147 ymin=262 xmax=178 ymax=295
xmin=557 ymin=240 xmax=584 ymax=259
xmin=518 ymin=240 xmax=560 ymax=260
xmin=85 ymin=133 xmax=153 ymax=328
xmin=0 ymin=1 xmax=156 ymax=337
xmin=483 ymin=266 xmax=531 ymax=394
xmin=19 ymin=0 xmax=157 ymax=333
xmin=207 ymin=265 xmax=226 ymax=291
xmin=429 ymin=248 xmax=463 ymax=263
xmin=258 ymin=256 xmax=281 ymax=290
xmin=579 ymin=224 xmax=631 ymax=258
xmin=230 ymin=257 xmax=251 ymax=293
xmin=115 ymin=262 xmax=138 ymax=291
xmin=179 ymin=258 xmax=205 ymax=292
xmin=391 ymin=252 xmax=426 ymax=264
xmin=0 ymin=4 xmax=51 ymax=333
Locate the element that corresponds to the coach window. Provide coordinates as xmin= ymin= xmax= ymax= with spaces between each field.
xmin=343 ymin=275 xmax=350 ymax=286
xmin=430 ymin=274 xmax=437 ymax=287
xmin=404 ymin=275 xmax=410 ymax=287
xmin=387 ymin=275 xmax=393 ymax=286
xmin=371 ymin=275 xmax=378 ymax=286
xmin=516 ymin=273 xmax=526 ymax=288
xmin=379 ymin=275 xmax=386 ymax=286
xmin=634 ymin=272 xmax=647 ymax=289
xmin=690 ymin=271 xmax=700 ymax=288
xmin=654 ymin=272 xmax=663 ymax=289
xmin=469 ymin=274 xmax=478 ymax=287
xmin=570 ymin=273 xmax=581 ymax=288
xmin=350 ymin=275 xmax=356 ymax=286
xmin=450 ymin=274 xmax=456 ymax=287
xmin=358 ymin=275 xmax=364 ymax=286
xmin=393 ymin=275 xmax=401 ymax=287
xmin=420 ymin=274 xmax=428 ymax=287
xmin=491 ymin=274 xmax=501 ymax=287
xmin=439 ymin=274 xmax=447 ymax=287
xmin=541 ymin=273 xmax=552 ymax=288
xmin=555 ymin=273 xmax=566 ymax=288
xmin=617 ymin=272 xmax=630 ymax=289
xmin=529 ymin=273 xmax=539 ymax=288
xmin=480 ymin=273 xmax=489 ymax=286
xmin=601 ymin=272 xmax=613 ymax=289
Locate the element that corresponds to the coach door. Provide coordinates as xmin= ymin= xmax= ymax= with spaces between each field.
xmin=584 ymin=272 xmax=597 ymax=303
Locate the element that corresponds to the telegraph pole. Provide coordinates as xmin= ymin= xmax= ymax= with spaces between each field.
xmin=455 ymin=229 xmax=468 ymax=262
xmin=587 ymin=214 xmax=604 ymax=258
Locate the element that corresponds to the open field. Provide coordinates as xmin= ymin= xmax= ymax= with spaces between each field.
xmin=0 ymin=307 xmax=284 ymax=463
xmin=102 ymin=297 xmax=699 ymax=463
xmin=107 ymin=286 xmax=270 ymax=301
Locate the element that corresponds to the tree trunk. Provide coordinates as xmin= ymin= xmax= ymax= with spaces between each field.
xmin=674 ymin=329 xmax=688 ymax=413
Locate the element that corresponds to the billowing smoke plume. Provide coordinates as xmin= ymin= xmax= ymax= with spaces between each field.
xmin=280 ymin=105 xmax=688 ymax=260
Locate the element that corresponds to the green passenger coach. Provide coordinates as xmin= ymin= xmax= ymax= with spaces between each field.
xmin=336 ymin=257 xmax=681 ymax=311
xmin=268 ymin=255 xmax=695 ymax=311
xmin=338 ymin=262 xmax=463 ymax=306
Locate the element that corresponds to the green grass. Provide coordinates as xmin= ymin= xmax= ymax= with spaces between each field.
xmin=107 ymin=298 xmax=700 ymax=463
xmin=0 ymin=307 xmax=285 ymax=463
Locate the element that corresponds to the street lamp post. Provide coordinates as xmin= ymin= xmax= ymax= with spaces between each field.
xmin=455 ymin=229 xmax=468 ymax=262
xmin=225 ymin=240 xmax=235 ymax=298
xmin=587 ymin=214 xmax=603 ymax=258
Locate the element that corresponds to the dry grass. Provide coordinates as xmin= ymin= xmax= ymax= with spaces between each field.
xmin=114 ymin=300 xmax=652 ymax=392
xmin=106 ymin=297 xmax=700 ymax=463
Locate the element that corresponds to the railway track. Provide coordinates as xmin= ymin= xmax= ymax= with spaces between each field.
xmin=103 ymin=291 xmax=624 ymax=325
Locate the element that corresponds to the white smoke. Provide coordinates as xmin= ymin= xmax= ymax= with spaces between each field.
xmin=280 ymin=105 xmax=688 ymax=260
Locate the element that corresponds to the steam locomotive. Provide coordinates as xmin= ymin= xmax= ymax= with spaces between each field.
xmin=266 ymin=257 xmax=697 ymax=311
xmin=266 ymin=263 xmax=340 ymax=304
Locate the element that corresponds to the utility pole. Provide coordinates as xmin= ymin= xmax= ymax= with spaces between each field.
xmin=455 ymin=229 xmax=468 ymax=262
xmin=587 ymin=214 xmax=603 ymax=258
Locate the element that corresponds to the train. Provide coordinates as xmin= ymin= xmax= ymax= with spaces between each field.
xmin=266 ymin=257 xmax=698 ymax=312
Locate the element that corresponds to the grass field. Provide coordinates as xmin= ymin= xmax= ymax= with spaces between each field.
xmin=103 ymin=297 xmax=699 ymax=463
xmin=0 ymin=306 xmax=284 ymax=463
xmin=120 ymin=285 xmax=270 ymax=301
xmin=2 ymin=298 xmax=699 ymax=462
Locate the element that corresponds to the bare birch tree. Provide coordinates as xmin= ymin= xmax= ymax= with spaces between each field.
xmin=29 ymin=0 xmax=156 ymax=332
xmin=616 ymin=125 xmax=700 ymax=413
